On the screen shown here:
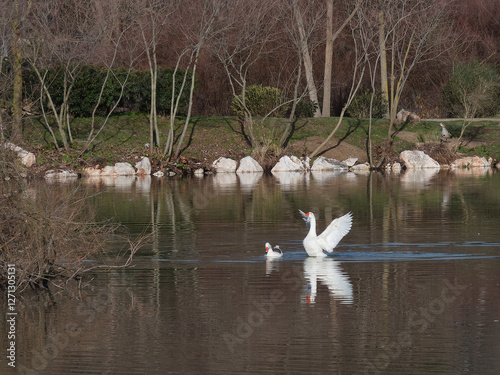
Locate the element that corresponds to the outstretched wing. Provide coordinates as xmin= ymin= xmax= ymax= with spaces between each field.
xmin=299 ymin=209 xmax=311 ymax=230
xmin=317 ymin=212 xmax=353 ymax=252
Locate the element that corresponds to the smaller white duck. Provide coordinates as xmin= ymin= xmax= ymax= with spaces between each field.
xmin=265 ymin=242 xmax=283 ymax=258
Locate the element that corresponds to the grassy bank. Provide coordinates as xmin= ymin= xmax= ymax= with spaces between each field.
xmin=21 ymin=114 xmax=500 ymax=173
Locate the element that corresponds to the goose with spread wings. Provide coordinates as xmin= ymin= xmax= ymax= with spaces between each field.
xmin=299 ymin=210 xmax=352 ymax=257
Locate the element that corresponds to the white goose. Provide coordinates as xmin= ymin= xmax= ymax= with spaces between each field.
xmin=299 ymin=210 xmax=352 ymax=257
xmin=265 ymin=242 xmax=283 ymax=258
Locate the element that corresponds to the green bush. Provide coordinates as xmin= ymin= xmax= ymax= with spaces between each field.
xmin=441 ymin=61 xmax=500 ymax=118
xmin=231 ymin=84 xmax=288 ymax=117
xmin=23 ymin=65 xmax=193 ymax=117
xmin=347 ymin=89 xmax=387 ymax=119
xmin=293 ymin=98 xmax=318 ymax=118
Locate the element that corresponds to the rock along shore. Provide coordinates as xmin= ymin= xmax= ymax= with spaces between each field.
xmin=3 ymin=142 xmax=498 ymax=180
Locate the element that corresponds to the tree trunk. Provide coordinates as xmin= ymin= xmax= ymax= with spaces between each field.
xmin=293 ymin=1 xmax=321 ymax=117
xmin=11 ymin=19 xmax=23 ymax=143
xmin=379 ymin=10 xmax=389 ymax=116
xmin=149 ymin=68 xmax=156 ymax=155
xmin=164 ymin=49 xmax=190 ymax=158
xmin=174 ymin=48 xmax=199 ymax=159
xmin=280 ymin=51 xmax=303 ymax=147
xmin=322 ymin=0 xmax=334 ymax=117
xmin=151 ymin=48 xmax=160 ymax=151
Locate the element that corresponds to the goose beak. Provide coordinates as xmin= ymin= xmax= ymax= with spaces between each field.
xmin=265 ymin=246 xmax=269 ymax=252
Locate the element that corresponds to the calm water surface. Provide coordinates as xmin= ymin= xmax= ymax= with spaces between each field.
xmin=2 ymin=169 xmax=500 ymax=374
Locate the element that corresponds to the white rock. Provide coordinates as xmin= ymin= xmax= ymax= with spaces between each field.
xmin=97 ymin=163 xmax=136 ymax=176
xmin=114 ymin=162 xmax=136 ymax=175
xmin=237 ymin=156 xmax=263 ymax=173
xmin=451 ymin=156 xmax=490 ymax=169
xmin=311 ymin=156 xmax=348 ymax=172
xmin=4 ymin=142 xmax=36 ymax=167
xmin=290 ymin=155 xmax=301 ymax=166
xmin=194 ymin=168 xmax=205 ymax=175
xmin=135 ymin=156 xmax=151 ymax=175
xmin=213 ymin=157 xmax=238 ymax=173
xmin=289 ymin=155 xmax=311 ymax=171
xmin=44 ymin=170 xmax=78 ymax=179
xmin=400 ymin=150 xmax=440 ymax=169
xmin=101 ymin=166 xmax=115 ymax=176
xmin=82 ymin=167 xmax=101 ymax=177
xmin=351 ymin=162 xmax=370 ymax=171
xmin=271 ymin=156 xmax=304 ymax=172
xmin=396 ymin=109 xmax=410 ymax=124
xmin=408 ymin=112 xmax=421 ymax=125
xmin=392 ymin=162 xmax=402 ymax=173
xmin=342 ymin=157 xmax=358 ymax=167
xmin=153 ymin=171 xmax=165 ymax=177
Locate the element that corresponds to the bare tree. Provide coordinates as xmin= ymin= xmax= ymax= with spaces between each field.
xmin=378 ymin=6 xmax=389 ymax=116
xmin=277 ymin=1 xmax=320 ymax=146
xmin=290 ymin=0 xmax=322 ymax=117
xmin=213 ymin=0 xmax=280 ymax=149
xmin=0 ymin=1 xmax=15 ymax=143
xmin=136 ymin=0 xmax=177 ymax=156
xmin=356 ymin=2 xmax=386 ymax=168
xmin=379 ymin=0 xmax=453 ymax=140
xmin=81 ymin=3 xmax=141 ymax=154
xmin=10 ymin=0 xmax=32 ymax=143
xmin=24 ymin=0 xmax=93 ymax=151
xmin=322 ymin=0 xmax=360 ymax=117
xmin=171 ymin=0 xmax=229 ymax=160
xmin=308 ymin=6 xmax=366 ymax=158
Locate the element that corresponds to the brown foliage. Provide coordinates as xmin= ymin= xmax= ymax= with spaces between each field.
xmin=0 ymin=151 xmax=122 ymax=291
xmin=416 ymin=142 xmax=458 ymax=165
xmin=0 ymin=186 xmax=115 ymax=291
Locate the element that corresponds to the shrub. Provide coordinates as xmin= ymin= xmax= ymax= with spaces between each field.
xmin=293 ymin=98 xmax=318 ymax=118
xmin=441 ymin=61 xmax=500 ymax=118
xmin=23 ymin=65 xmax=193 ymax=118
xmin=231 ymin=84 xmax=288 ymax=117
xmin=347 ymin=89 xmax=388 ymax=119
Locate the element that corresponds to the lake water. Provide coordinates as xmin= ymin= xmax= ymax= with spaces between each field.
xmin=2 ymin=169 xmax=500 ymax=374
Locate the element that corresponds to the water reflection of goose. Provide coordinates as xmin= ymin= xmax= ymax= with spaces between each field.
xmin=299 ymin=210 xmax=352 ymax=257
xmin=303 ymin=258 xmax=353 ymax=304
xmin=265 ymin=242 xmax=283 ymax=258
